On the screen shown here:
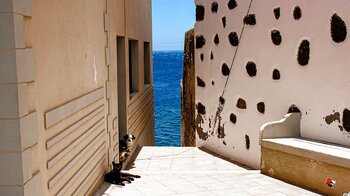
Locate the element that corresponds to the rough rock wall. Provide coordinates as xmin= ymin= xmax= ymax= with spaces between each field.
xmin=194 ymin=0 xmax=350 ymax=168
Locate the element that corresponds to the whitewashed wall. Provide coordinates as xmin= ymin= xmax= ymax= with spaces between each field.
xmin=194 ymin=0 xmax=350 ymax=168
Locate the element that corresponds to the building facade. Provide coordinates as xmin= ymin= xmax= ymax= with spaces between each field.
xmin=194 ymin=0 xmax=350 ymax=169
xmin=0 ymin=0 xmax=154 ymax=195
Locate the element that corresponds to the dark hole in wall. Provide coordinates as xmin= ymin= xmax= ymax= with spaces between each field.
xmin=274 ymin=7 xmax=280 ymax=20
xmin=219 ymin=96 xmax=225 ymax=105
xmin=223 ymin=140 xmax=226 ymax=145
xmin=196 ymin=35 xmax=206 ymax=49
xmin=244 ymin=14 xmax=256 ymax=25
xmin=246 ymin=61 xmax=257 ymax=77
xmin=214 ymin=34 xmax=220 ymax=45
xmin=211 ymin=2 xmax=218 ymax=13
xmin=273 ymin=69 xmax=280 ymax=80
xmin=196 ymin=5 xmax=205 ymax=21
xmin=228 ymin=0 xmax=237 ymax=10
xmin=230 ymin=113 xmax=237 ymax=124
xmin=210 ymin=51 xmax=214 ymax=60
xmin=342 ymin=109 xmax=350 ymax=132
xmin=288 ymin=104 xmax=300 ymax=113
xmin=245 ymin=134 xmax=250 ymax=150
xmin=222 ymin=17 xmax=227 ymax=28
xmin=222 ymin=63 xmax=230 ymax=76
xmin=212 ymin=81 xmax=215 ymax=85
xmin=297 ymin=40 xmax=310 ymax=66
xmin=293 ymin=6 xmax=302 ymax=20
xmin=228 ymin=32 xmax=239 ymax=46
xmin=200 ymin=53 xmax=204 ymax=61
xmin=271 ymin=29 xmax=282 ymax=46
xmin=197 ymin=102 xmax=206 ymax=115
xmin=257 ymin=102 xmax=265 ymax=114
xmin=236 ymin=98 xmax=247 ymax=109
xmin=331 ymin=13 xmax=347 ymax=43
xmin=196 ymin=76 xmax=206 ymax=87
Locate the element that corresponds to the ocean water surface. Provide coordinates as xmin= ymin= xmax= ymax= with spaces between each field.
xmin=153 ymin=50 xmax=183 ymax=146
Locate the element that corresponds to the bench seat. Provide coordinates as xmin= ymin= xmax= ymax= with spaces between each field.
xmin=260 ymin=113 xmax=350 ymax=195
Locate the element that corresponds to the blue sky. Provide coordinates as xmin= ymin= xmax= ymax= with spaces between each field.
xmin=152 ymin=0 xmax=195 ymax=51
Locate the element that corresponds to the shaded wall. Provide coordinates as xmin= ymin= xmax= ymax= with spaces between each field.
xmin=0 ymin=0 xmax=153 ymax=195
xmin=194 ymin=0 xmax=350 ymax=168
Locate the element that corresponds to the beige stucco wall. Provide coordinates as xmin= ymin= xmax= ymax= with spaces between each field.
xmin=194 ymin=0 xmax=350 ymax=169
xmin=0 ymin=0 xmax=154 ymax=195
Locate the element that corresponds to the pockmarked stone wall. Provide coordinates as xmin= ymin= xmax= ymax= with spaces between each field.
xmin=194 ymin=0 xmax=350 ymax=168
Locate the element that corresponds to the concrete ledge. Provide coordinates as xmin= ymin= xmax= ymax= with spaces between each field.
xmin=261 ymin=138 xmax=350 ymax=169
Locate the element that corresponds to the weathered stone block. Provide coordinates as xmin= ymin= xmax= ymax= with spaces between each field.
xmin=0 ymin=49 xmax=35 ymax=83
xmin=0 ymin=83 xmax=28 ymax=118
xmin=0 ymin=149 xmax=32 ymax=185
xmin=0 ymin=13 xmax=24 ymax=49
xmin=0 ymin=0 xmax=32 ymax=16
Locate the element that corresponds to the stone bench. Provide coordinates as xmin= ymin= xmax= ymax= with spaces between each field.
xmin=259 ymin=113 xmax=350 ymax=195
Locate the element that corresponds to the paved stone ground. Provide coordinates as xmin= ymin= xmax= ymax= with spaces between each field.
xmin=95 ymin=147 xmax=320 ymax=196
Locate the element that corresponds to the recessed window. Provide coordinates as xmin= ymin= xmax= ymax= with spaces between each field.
xmin=144 ymin=42 xmax=151 ymax=85
xmin=129 ymin=39 xmax=139 ymax=95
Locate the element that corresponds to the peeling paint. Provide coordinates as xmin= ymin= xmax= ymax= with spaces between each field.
xmin=246 ymin=61 xmax=257 ymax=77
xmin=222 ymin=63 xmax=230 ymax=76
xmin=196 ymin=35 xmax=206 ymax=49
xmin=196 ymin=76 xmax=206 ymax=87
xmin=297 ymin=40 xmax=310 ymax=66
xmin=271 ymin=30 xmax=282 ymax=46
xmin=197 ymin=102 xmax=206 ymax=115
xmin=273 ymin=7 xmax=280 ymax=20
xmin=244 ymin=14 xmax=256 ymax=25
xmin=228 ymin=32 xmax=239 ymax=46
xmin=196 ymin=113 xmax=208 ymax=140
xmin=230 ymin=113 xmax=237 ymax=124
xmin=257 ymin=102 xmax=265 ymax=114
xmin=342 ymin=109 xmax=350 ymax=132
xmin=214 ymin=34 xmax=220 ymax=45
xmin=237 ymin=98 xmax=247 ymax=109
xmin=245 ymin=134 xmax=250 ymax=150
xmin=331 ymin=13 xmax=347 ymax=43
xmin=227 ymin=0 xmax=237 ymax=10
xmin=211 ymin=2 xmax=218 ymax=13
xmin=324 ymin=112 xmax=340 ymax=125
xmin=222 ymin=17 xmax=226 ymax=28
xmin=293 ymin=6 xmax=302 ymax=20
xmin=288 ymin=104 xmax=300 ymax=113
xmin=196 ymin=5 xmax=205 ymax=21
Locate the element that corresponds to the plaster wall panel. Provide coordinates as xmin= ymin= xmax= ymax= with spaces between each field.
xmin=194 ymin=0 xmax=350 ymax=168
xmin=126 ymin=0 xmax=152 ymax=41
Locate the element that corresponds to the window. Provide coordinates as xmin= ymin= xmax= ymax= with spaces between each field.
xmin=128 ymin=39 xmax=139 ymax=95
xmin=144 ymin=42 xmax=151 ymax=85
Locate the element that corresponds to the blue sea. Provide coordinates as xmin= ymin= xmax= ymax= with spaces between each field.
xmin=153 ymin=51 xmax=183 ymax=146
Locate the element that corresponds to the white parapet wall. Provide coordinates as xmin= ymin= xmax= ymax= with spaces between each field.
xmin=194 ymin=0 xmax=350 ymax=169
